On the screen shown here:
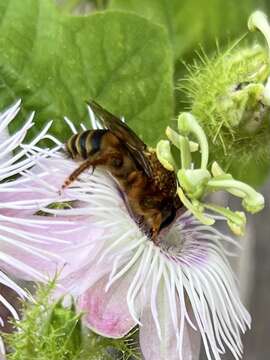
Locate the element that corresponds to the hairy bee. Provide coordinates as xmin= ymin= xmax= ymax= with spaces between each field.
xmin=63 ymin=101 xmax=182 ymax=240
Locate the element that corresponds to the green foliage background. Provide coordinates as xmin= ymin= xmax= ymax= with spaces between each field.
xmin=4 ymin=281 xmax=140 ymax=359
xmin=0 ymin=0 xmax=270 ymax=183
xmin=0 ymin=0 xmax=173 ymax=146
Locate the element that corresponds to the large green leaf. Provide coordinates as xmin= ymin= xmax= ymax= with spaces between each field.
xmin=108 ymin=0 xmax=270 ymax=187
xmin=0 ymin=0 xmax=173 ymax=146
xmin=109 ymin=0 xmax=269 ymax=61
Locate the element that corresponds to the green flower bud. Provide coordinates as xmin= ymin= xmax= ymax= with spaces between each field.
xmin=180 ymin=13 xmax=270 ymax=186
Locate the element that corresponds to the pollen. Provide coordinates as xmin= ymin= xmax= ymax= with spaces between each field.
xmin=146 ymin=149 xmax=177 ymax=197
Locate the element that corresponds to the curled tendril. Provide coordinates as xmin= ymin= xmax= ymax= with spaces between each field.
xmin=156 ymin=112 xmax=264 ymax=236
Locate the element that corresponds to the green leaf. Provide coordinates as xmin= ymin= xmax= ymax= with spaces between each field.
xmin=109 ymin=0 xmax=270 ymax=60
xmin=0 ymin=0 xmax=173 ymax=146
xmin=4 ymin=280 xmax=141 ymax=360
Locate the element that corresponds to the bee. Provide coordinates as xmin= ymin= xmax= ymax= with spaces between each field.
xmin=63 ymin=101 xmax=182 ymax=241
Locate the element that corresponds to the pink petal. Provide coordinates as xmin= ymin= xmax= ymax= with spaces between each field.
xmin=0 ymin=158 xmax=77 ymax=216
xmin=0 ymin=215 xmax=104 ymax=281
xmin=78 ymin=271 xmax=137 ymax=338
xmin=55 ymin=243 xmax=113 ymax=299
xmin=139 ymin=286 xmax=201 ymax=360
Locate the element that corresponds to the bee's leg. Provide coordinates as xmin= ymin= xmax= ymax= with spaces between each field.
xmin=61 ymin=151 xmax=122 ymax=190
xmin=61 ymin=158 xmax=96 ymax=189
xmin=61 ymin=156 xmax=108 ymax=190
xmin=150 ymin=212 xmax=162 ymax=243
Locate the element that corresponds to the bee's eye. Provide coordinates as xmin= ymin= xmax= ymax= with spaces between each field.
xmin=160 ymin=203 xmax=176 ymax=229
xmin=111 ymin=156 xmax=123 ymax=168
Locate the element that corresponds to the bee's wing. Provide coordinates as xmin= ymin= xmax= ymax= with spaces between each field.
xmin=88 ymin=101 xmax=153 ymax=177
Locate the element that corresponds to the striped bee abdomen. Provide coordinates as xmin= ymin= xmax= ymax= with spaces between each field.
xmin=66 ymin=129 xmax=108 ymax=160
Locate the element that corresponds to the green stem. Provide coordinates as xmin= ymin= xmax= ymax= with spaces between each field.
xmin=211 ymin=162 xmax=246 ymax=197
xmin=204 ymin=203 xmax=246 ymax=236
xmin=204 ymin=203 xmax=244 ymax=225
xmin=207 ymin=178 xmax=264 ymax=213
xmin=179 ymin=136 xmax=191 ymax=169
xmin=165 ymin=127 xmax=192 ymax=169
xmin=208 ymin=178 xmax=257 ymax=198
xmin=177 ymin=187 xmax=215 ymax=226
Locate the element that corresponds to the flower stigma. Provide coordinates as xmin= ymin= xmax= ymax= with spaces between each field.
xmin=156 ymin=112 xmax=264 ymax=236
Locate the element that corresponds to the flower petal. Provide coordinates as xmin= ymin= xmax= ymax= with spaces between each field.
xmin=0 ymin=215 xmax=104 ymax=282
xmin=139 ymin=284 xmax=201 ymax=360
xmin=0 ymin=156 xmax=78 ymax=218
xmin=78 ymin=271 xmax=137 ymax=338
